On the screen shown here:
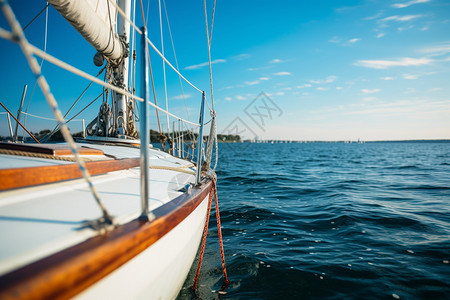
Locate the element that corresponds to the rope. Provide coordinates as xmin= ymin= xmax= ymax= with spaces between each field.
xmin=139 ymin=0 xmax=163 ymax=135
xmin=192 ymin=183 xmax=214 ymax=290
xmin=0 ymin=1 xmax=113 ymax=225
xmin=0 ymin=148 xmax=101 ymax=162
xmin=192 ymin=178 xmax=229 ymax=290
xmin=158 ymin=0 xmax=170 ymax=134
xmin=162 ymin=0 xmax=192 ymax=126
xmin=203 ymin=0 xmax=217 ymax=112
xmin=63 ymin=66 xmax=106 ymax=119
xmin=23 ymin=3 xmax=48 ymax=141
xmin=0 ymin=29 xmax=201 ymax=127
xmin=0 ymin=100 xmax=40 ymax=143
xmin=66 ymin=92 xmax=103 ymax=123
xmin=149 ymin=165 xmax=195 ymax=175
xmin=23 ymin=3 xmax=49 ymax=31
xmin=108 ymin=0 xmax=203 ymax=94
xmin=213 ymin=179 xmax=229 ymax=285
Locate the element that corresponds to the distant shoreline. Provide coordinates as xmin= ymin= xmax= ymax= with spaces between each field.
xmin=220 ymin=139 xmax=450 ymax=144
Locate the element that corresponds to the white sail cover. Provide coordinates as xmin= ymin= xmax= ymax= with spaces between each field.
xmin=48 ymin=0 xmax=124 ymax=61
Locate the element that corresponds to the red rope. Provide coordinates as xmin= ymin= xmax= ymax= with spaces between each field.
xmin=192 ymin=178 xmax=229 ymax=290
xmin=192 ymin=183 xmax=214 ymax=290
xmin=213 ymin=179 xmax=229 ymax=285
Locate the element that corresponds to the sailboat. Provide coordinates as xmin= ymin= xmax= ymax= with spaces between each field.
xmin=0 ymin=0 xmax=225 ymax=298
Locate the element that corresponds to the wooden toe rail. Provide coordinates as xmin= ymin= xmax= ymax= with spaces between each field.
xmin=0 ymin=142 xmax=104 ymax=156
xmin=0 ymin=158 xmax=140 ymax=191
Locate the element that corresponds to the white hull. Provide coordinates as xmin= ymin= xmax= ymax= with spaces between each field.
xmin=76 ymin=191 xmax=209 ymax=300
xmin=0 ymin=142 xmax=213 ymax=299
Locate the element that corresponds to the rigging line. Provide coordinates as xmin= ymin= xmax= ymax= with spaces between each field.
xmin=0 ymin=1 xmax=113 ymax=223
xmin=0 ymin=28 xmax=200 ymax=127
xmin=139 ymin=0 xmax=163 ymax=135
xmin=130 ymin=0 xmax=136 ymax=90
xmin=22 ymin=3 xmax=49 ymax=31
xmin=204 ymin=0 xmax=216 ymax=112
xmin=159 ymin=0 xmax=170 ymax=134
xmin=0 ymin=101 xmax=39 ymax=143
xmin=64 ymin=66 xmax=106 ymax=119
xmin=108 ymin=0 xmax=203 ymax=94
xmin=66 ymin=92 xmax=103 ymax=123
xmin=23 ymin=2 xmax=48 ymax=141
xmin=162 ymin=0 xmax=193 ymax=131
xmin=100 ymin=0 xmax=115 ymax=57
xmin=20 ymin=111 xmax=83 ymax=122
xmin=209 ymin=0 xmax=216 ymax=45
xmin=0 ymin=0 xmax=112 ymax=218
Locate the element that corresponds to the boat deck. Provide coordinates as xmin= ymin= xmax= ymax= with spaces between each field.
xmin=0 ymin=142 xmax=197 ymax=277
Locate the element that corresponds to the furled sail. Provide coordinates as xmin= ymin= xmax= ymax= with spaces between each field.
xmin=48 ymin=0 xmax=124 ymax=61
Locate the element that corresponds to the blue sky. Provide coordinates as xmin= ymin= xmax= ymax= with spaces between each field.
xmin=1 ymin=0 xmax=449 ymax=141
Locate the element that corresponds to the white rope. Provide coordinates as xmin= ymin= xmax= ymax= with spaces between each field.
xmin=129 ymin=0 xmax=137 ymax=91
xmin=162 ymin=0 xmax=191 ymax=124
xmin=0 ymin=0 xmax=112 ymax=221
xmin=204 ymin=0 xmax=216 ymax=112
xmin=20 ymin=111 xmax=84 ymax=122
xmin=30 ymin=43 xmax=201 ymax=126
xmin=108 ymin=0 xmax=203 ymax=94
xmin=10 ymin=34 xmax=200 ymax=127
xmin=159 ymin=0 xmax=170 ymax=134
xmin=1 ymin=16 xmax=202 ymax=129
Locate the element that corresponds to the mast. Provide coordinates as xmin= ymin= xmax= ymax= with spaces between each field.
xmin=49 ymin=0 xmax=137 ymax=139
xmin=114 ymin=0 xmax=133 ymax=138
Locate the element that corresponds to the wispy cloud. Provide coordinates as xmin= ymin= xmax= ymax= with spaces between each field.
xmin=259 ymin=77 xmax=270 ymax=81
xmin=381 ymin=77 xmax=395 ymax=80
xmin=225 ymin=97 xmax=232 ymax=101
xmin=232 ymin=54 xmax=251 ymax=60
xmin=269 ymin=58 xmax=284 ymax=63
xmin=376 ymin=33 xmax=385 ymax=38
xmin=184 ymin=59 xmax=226 ymax=70
xmin=316 ymin=87 xmax=328 ymax=91
xmin=403 ymin=74 xmax=420 ymax=80
xmin=364 ymin=11 xmax=383 ymax=21
xmin=297 ymin=84 xmax=312 ymax=89
xmin=361 ymin=89 xmax=381 ymax=94
xmin=420 ymin=44 xmax=450 ymax=57
xmin=329 ymin=36 xmax=341 ymax=43
xmin=381 ymin=15 xmax=424 ymax=22
xmin=273 ymin=72 xmax=291 ymax=76
xmin=170 ymin=93 xmax=192 ymax=100
xmin=236 ymin=95 xmax=247 ymax=100
xmin=348 ymin=38 xmax=361 ymax=43
xmin=354 ymin=57 xmax=433 ymax=69
xmin=330 ymin=36 xmax=361 ymax=46
xmin=345 ymin=99 xmax=450 ymax=116
xmin=310 ymin=75 xmax=337 ymax=84
xmin=244 ymin=80 xmax=260 ymax=86
xmin=392 ymin=0 xmax=431 ymax=9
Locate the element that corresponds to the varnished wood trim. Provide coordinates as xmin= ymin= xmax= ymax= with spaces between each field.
xmin=0 ymin=158 xmax=141 ymax=191
xmin=0 ymin=142 xmax=104 ymax=156
xmin=0 ymin=180 xmax=212 ymax=300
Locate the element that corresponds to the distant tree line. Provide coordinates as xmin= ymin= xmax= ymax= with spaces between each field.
xmin=0 ymin=128 xmax=241 ymax=143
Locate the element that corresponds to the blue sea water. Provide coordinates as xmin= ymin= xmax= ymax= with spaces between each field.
xmin=178 ymin=142 xmax=450 ymax=299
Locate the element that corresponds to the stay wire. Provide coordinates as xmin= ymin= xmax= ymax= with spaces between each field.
xmin=23 ymin=2 xmax=48 ymax=140
xmin=139 ymin=0 xmax=163 ymax=135
xmin=162 ymin=0 xmax=195 ymax=143
xmin=23 ymin=3 xmax=49 ymax=31
xmin=158 ymin=0 xmax=170 ymax=134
